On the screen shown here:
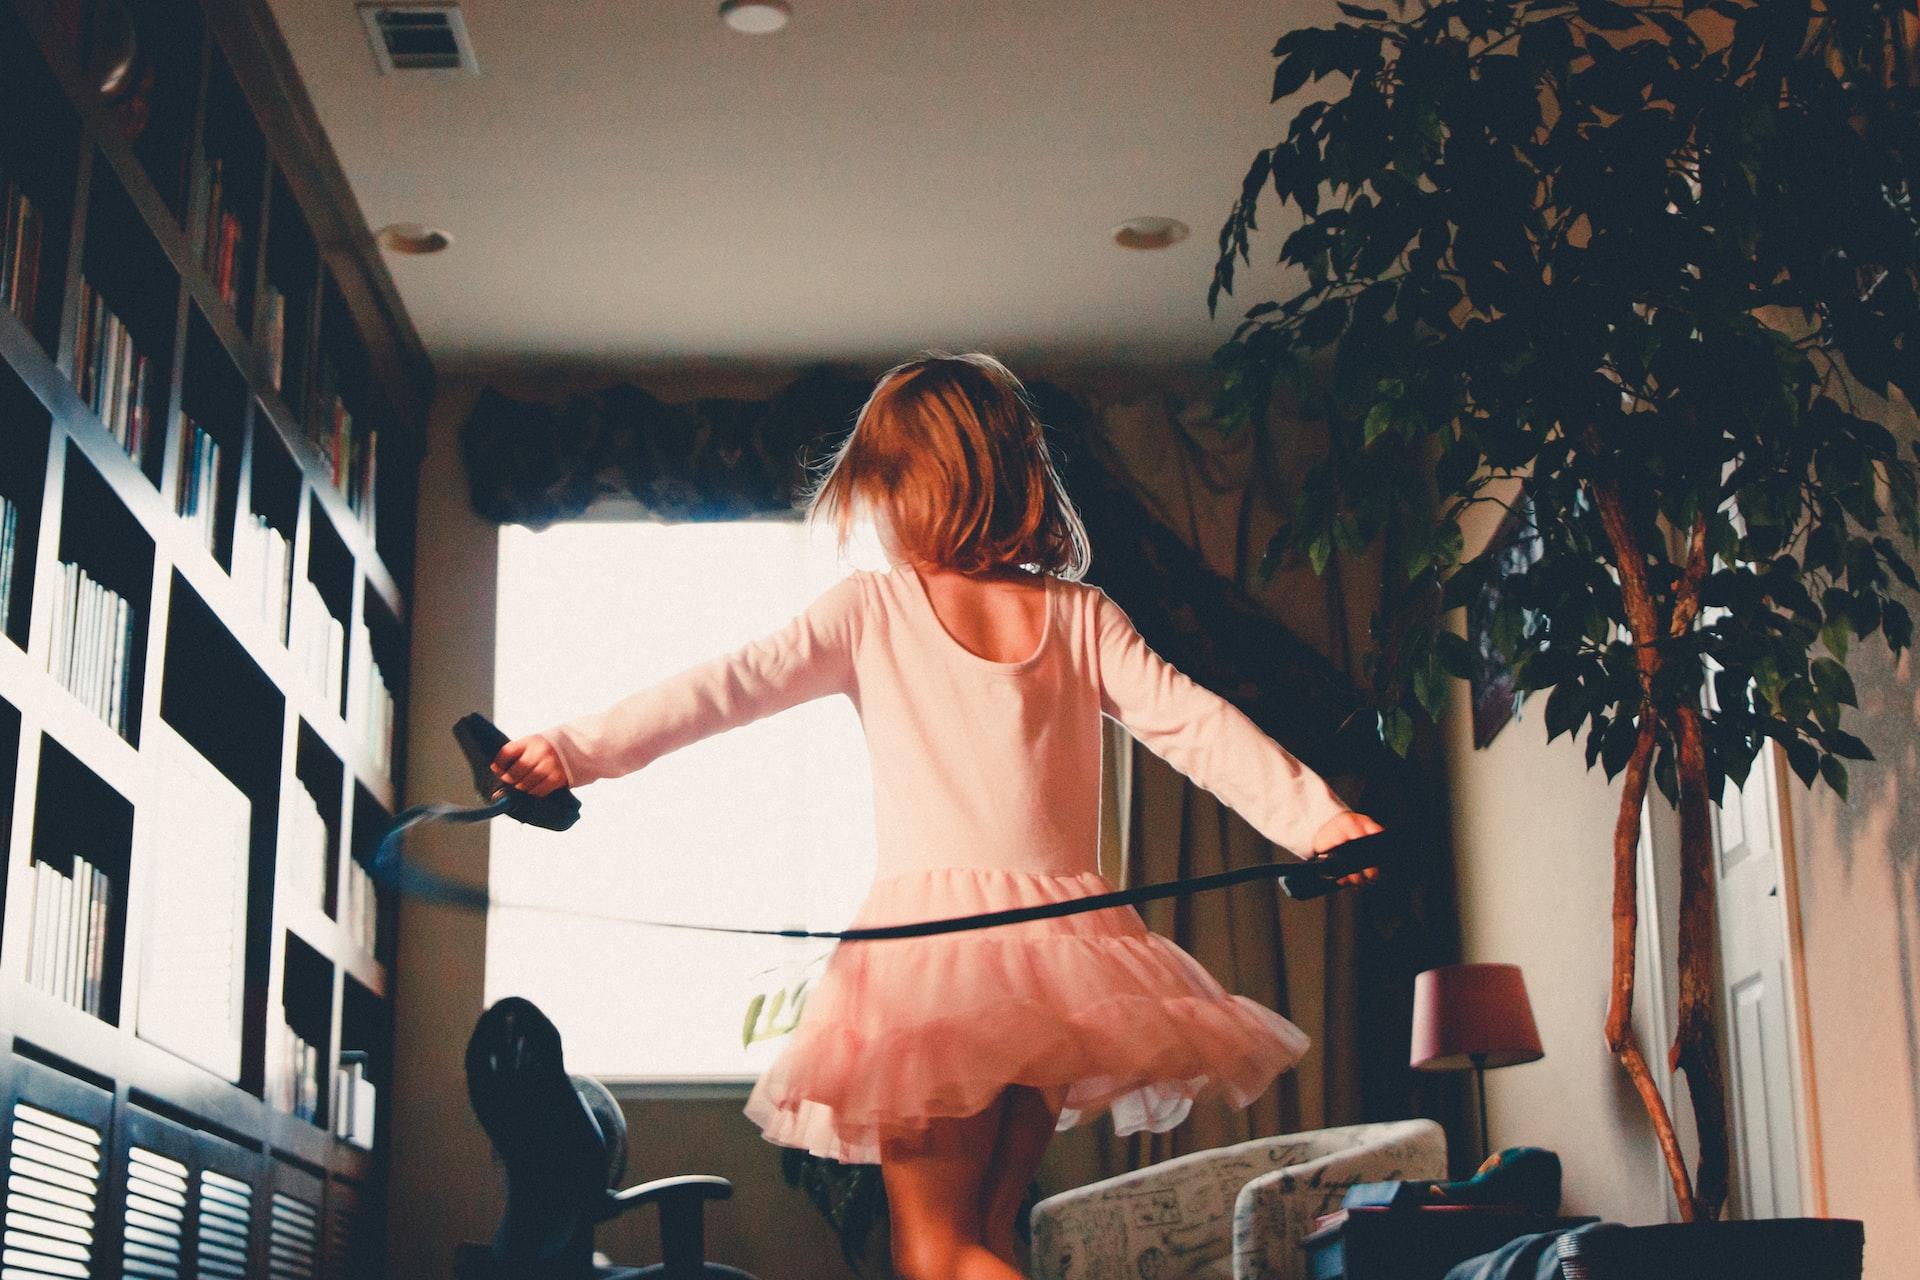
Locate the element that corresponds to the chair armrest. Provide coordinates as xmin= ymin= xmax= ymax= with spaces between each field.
xmin=1230 ymin=1119 xmax=1447 ymax=1280
xmin=601 ymin=1173 xmax=734 ymax=1221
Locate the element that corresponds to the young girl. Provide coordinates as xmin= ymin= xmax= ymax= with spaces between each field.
xmin=491 ymin=352 xmax=1381 ymax=1280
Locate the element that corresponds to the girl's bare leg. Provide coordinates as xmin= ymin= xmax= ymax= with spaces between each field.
xmin=977 ymin=1084 xmax=1065 ymax=1268
xmin=880 ymin=1091 xmax=1025 ymax=1280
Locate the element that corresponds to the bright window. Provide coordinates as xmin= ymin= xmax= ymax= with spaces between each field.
xmin=488 ymin=517 xmax=884 ymax=1081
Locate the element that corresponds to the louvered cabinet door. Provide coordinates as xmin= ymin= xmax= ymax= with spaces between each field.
xmin=266 ymin=1161 xmax=323 ymax=1280
xmin=1 ymin=1057 xmax=114 ymax=1280
xmin=117 ymin=1108 xmax=196 ymax=1280
xmin=321 ymin=1174 xmax=380 ymax=1279
xmin=191 ymin=1132 xmax=261 ymax=1280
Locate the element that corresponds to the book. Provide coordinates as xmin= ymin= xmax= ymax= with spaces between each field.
xmin=261 ymin=282 xmax=287 ymax=392
xmin=232 ymin=513 xmax=293 ymax=642
xmin=74 ymin=280 xmax=155 ymax=465
xmin=25 ymin=854 xmax=115 ymax=1017
xmin=288 ymin=782 xmax=332 ymax=911
xmin=47 ymin=561 xmax=138 ymax=737
xmin=292 ymin=577 xmax=344 ymax=708
xmin=1 ymin=170 xmax=44 ymax=327
xmin=0 ymin=494 xmax=17 ymax=634
xmin=176 ymin=417 xmax=223 ymax=553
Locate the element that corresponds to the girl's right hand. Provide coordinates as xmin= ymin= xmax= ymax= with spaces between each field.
xmin=491 ymin=735 xmax=569 ymax=797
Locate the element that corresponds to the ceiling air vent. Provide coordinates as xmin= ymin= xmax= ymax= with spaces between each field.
xmin=358 ymin=3 xmax=479 ymax=75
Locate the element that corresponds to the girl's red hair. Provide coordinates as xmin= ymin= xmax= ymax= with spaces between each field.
xmin=807 ymin=352 xmax=1091 ymax=579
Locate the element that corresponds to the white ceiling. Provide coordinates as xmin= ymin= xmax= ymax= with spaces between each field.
xmin=268 ymin=1 xmax=1333 ymax=373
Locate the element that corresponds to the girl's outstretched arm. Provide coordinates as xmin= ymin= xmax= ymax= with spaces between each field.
xmin=496 ymin=573 xmax=864 ymax=793
xmin=1091 ymin=588 xmax=1367 ymax=860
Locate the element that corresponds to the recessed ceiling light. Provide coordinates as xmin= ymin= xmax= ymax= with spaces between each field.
xmin=376 ymin=222 xmax=454 ymax=255
xmin=1111 ymin=216 xmax=1190 ymax=250
xmin=720 ymin=0 xmax=790 ymax=34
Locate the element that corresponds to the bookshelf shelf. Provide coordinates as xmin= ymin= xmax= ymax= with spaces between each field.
xmin=1 ymin=0 xmax=423 ymax=1270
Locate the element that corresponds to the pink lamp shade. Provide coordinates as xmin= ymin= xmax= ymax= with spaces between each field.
xmin=1410 ymin=963 xmax=1545 ymax=1071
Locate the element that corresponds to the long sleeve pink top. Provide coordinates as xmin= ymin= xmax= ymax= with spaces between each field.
xmin=541 ymin=563 xmax=1351 ymax=880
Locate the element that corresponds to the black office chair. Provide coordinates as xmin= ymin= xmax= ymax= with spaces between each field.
xmin=455 ymin=996 xmax=760 ymax=1280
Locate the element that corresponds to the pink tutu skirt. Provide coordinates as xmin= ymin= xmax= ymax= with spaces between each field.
xmin=742 ymin=865 xmax=1311 ymax=1164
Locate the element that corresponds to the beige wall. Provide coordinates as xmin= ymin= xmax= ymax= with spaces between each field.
xmin=1438 ymin=489 xmax=1673 ymax=1225
xmin=1782 ymin=381 xmax=1920 ymax=1277
xmin=1441 ymin=393 xmax=1920 ymax=1276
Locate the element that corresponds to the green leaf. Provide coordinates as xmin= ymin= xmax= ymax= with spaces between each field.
xmin=1363 ymin=400 xmax=1394 ymax=445
xmin=742 ymin=994 xmax=766 ymax=1048
xmin=1335 ymin=2 xmax=1388 ymax=18
xmin=1784 ymin=739 xmax=1819 ymax=787
xmin=1885 ymin=600 xmax=1913 ymax=652
xmin=1272 ymin=51 xmax=1315 ymax=102
xmin=1811 ymin=657 xmax=1857 ymax=708
xmin=1819 ymin=755 xmax=1849 ymax=803
xmin=1544 ymin=680 xmax=1587 ymax=743
xmin=1822 ymin=730 xmax=1873 ymax=761
xmin=1308 ymin=532 xmax=1335 ymax=575
xmin=1820 ymin=615 xmax=1850 ymax=662
xmin=1379 ymin=706 xmax=1414 ymax=757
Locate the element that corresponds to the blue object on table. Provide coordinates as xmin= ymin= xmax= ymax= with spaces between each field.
xmin=1342 ymin=1147 xmax=1562 ymax=1217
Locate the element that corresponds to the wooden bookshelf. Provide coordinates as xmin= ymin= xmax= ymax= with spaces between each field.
xmin=0 ymin=0 xmax=426 ymax=1275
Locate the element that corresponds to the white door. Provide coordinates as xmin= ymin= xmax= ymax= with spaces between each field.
xmin=1712 ymin=744 xmax=1809 ymax=1219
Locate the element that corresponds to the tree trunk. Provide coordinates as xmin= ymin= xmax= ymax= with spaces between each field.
xmin=1604 ymin=714 xmax=1698 ymax=1218
xmin=1671 ymin=700 xmax=1731 ymax=1219
xmin=1588 ymin=474 xmax=1720 ymax=1220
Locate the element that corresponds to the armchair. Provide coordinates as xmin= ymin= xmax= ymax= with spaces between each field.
xmin=1029 ymin=1118 xmax=1446 ymax=1280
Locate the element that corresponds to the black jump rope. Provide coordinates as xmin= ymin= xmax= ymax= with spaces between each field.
xmin=368 ymin=713 xmax=1404 ymax=940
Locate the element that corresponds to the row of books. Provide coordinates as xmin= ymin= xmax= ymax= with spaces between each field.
xmin=269 ymin=1020 xmax=325 ymax=1124
xmin=292 ymin=577 xmax=345 ymax=710
xmin=176 ymin=418 xmax=223 ymax=555
xmin=2 ymin=170 xmax=45 ymax=329
xmin=47 ymin=560 xmax=138 ymax=737
xmin=0 ymin=494 xmax=18 ymax=635
xmin=75 ymin=279 xmax=157 ymax=464
xmin=23 ymin=856 xmax=113 ymax=1017
xmin=286 ymin=782 xmax=333 ymax=914
xmin=231 ymin=512 xmax=292 ymax=643
xmin=343 ymin=856 xmax=378 ymax=957
xmin=331 ymin=1053 xmax=377 ymax=1149
xmin=348 ymin=619 xmax=395 ymax=773
xmin=193 ymin=154 xmax=247 ymax=312
xmin=310 ymin=357 xmax=377 ymax=534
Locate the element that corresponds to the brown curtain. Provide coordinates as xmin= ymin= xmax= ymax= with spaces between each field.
xmin=1038 ymin=391 xmax=1371 ymax=1189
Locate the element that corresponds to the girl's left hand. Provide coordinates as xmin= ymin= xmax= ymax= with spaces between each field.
xmin=1309 ymin=811 xmax=1385 ymax=887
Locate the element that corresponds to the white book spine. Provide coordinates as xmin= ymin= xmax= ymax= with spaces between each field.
xmin=53 ymin=866 xmax=71 ymax=1005
xmin=88 ymin=868 xmax=107 ymax=1016
xmin=28 ymin=861 xmax=50 ymax=989
xmin=70 ymin=854 xmax=92 ymax=1010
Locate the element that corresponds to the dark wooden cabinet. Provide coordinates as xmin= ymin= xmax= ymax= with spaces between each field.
xmin=1302 ymin=1207 xmax=1602 ymax=1280
xmin=0 ymin=0 xmax=427 ymax=1273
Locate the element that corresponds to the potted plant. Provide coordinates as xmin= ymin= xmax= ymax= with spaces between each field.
xmin=1208 ymin=0 xmax=1916 ymax=1257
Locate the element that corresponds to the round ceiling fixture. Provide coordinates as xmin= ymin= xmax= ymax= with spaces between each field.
xmin=719 ymin=0 xmax=791 ymax=34
xmin=1111 ymin=216 xmax=1190 ymax=250
xmin=376 ymin=223 xmax=454 ymax=255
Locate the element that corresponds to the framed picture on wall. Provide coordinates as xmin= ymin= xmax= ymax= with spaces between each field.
xmin=1468 ymin=489 xmax=1544 ymax=749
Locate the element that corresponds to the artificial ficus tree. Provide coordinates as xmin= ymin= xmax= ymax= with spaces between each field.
xmin=1209 ymin=0 xmax=1919 ymax=1221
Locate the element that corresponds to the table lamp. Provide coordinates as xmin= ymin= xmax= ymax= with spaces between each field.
xmin=1410 ymin=963 xmax=1544 ymax=1164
